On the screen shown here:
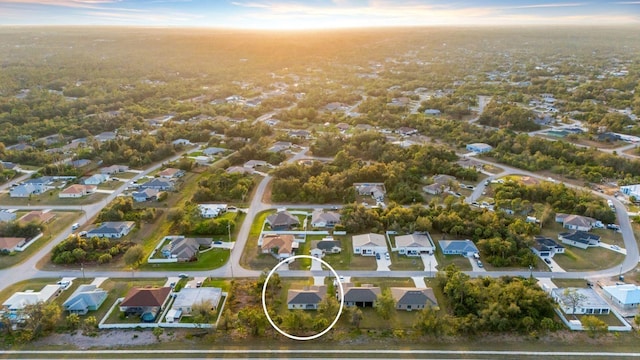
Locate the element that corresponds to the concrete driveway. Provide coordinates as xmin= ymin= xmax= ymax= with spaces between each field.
xmin=376 ymin=253 xmax=391 ymax=271
xmin=597 ymin=242 xmax=627 ymax=255
xmin=542 ymin=256 xmax=566 ymax=273
xmin=469 ymin=257 xmax=486 ymax=272
xmin=420 ymin=254 xmax=438 ymax=274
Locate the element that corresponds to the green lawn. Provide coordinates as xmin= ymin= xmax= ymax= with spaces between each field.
xmin=388 ymin=251 xmax=424 ymax=271
xmin=0 ymin=211 xmax=80 ymax=269
xmin=551 ymin=279 xmax=591 ymax=288
xmin=240 ymin=210 xmax=277 ymax=270
xmin=141 ymin=248 xmax=230 ymax=271
xmin=321 ymin=236 xmax=376 ymax=271
xmin=0 ymin=192 xmax=107 ymax=206
xmin=574 ymin=313 xmax=627 ymax=326
xmin=552 ymin=247 xmax=624 ymax=271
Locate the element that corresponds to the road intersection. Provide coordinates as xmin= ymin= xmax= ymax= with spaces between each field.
xmin=0 ymin=148 xmax=638 ymax=295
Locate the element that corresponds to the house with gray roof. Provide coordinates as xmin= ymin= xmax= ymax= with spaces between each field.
xmin=354 ymin=183 xmax=386 ymax=202
xmin=202 ymin=147 xmax=226 ymax=156
xmin=266 ymin=211 xmax=300 ymax=230
xmin=438 ymin=239 xmax=479 ymax=256
xmin=132 ymin=188 xmax=161 ymax=202
xmin=67 ymin=159 xmax=91 ymax=168
xmin=82 ymin=174 xmax=110 ymax=185
xmin=94 ymin=132 xmax=117 ymax=142
xmin=139 ymin=178 xmax=175 ymax=191
xmin=558 ymin=231 xmax=600 ymax=250
xmin=0 ymin=210 xmax=17 ymax=223
xmin=343 ymin=284 xmax=381 ymax=308
xmin=161 ymin=237 xmax=211 ymax=261
xmin=390 ymin=287 xmax=437 ymax=311
xmin=9 ymin=183 xmax=38 ymax=198
xmin=87 ymin=221 xmax=135 ymax=238
xmin=530 ymin=236 xmax=565 ymax=258
xmin=63 ymin=284 xmax=108 ymax=315
xmin=395 ymin=233 xmax=435 ymax=256
xmin=315 ymin=238 xmax=342 ymax=254
xmin=287 ymin=285 xmax=326 ymax=310
xmin=310 ymin=210 xmax=341 ymax=228
xmin=100 ymin=165 xmax=129 ymax=174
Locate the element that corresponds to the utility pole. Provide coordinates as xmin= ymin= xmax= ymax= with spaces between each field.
xmin=81 ymin=262 xmax=85 ymax=279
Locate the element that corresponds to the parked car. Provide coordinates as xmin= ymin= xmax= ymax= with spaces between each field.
xmin=71 ymin=223 xmax=80 ymax=230
xmin=477 ymin=260 xmax=483 ymax=268
xmin=376 ymin=253 xmax=381 ymax=260
xmin=214 ymin=240 xmax=223 ymax=245
xmin=385 ymin=252 xmax=390 ymax=260
xmin=196 ymin=281 xmax=202 ymax=288
xmin=178 ymin=273 xmax=189 ymax=279
xmin=544 ymin=258 xmax=551 ymax=264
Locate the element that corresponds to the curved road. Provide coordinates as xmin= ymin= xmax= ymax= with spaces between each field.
xmin=0 ymin=148 xmax=638 ymax=294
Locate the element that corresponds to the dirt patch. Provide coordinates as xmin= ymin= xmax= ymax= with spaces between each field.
xmin=32 ymin=329 xmax=184 ymax=350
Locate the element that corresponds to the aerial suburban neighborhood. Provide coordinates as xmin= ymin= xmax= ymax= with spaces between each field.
xmin=0 ymin=8 xmax=639 ymax=358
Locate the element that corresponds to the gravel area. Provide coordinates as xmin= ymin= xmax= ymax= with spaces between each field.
xmin=33 ymin=329 xmax=178 ymax=350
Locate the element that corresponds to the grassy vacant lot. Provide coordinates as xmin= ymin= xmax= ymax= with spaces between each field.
xmin=0 ymin=191 xmax=107 ymax=206
xmin=241 ymin=210 xmax=277 ymax=270
xmin=388 ymin=251 xmax=424 ymax=271
xmin=552 ymin=246 xmax=624 ymax=271
xmin=142 ymin=248 xmax=230 ymax=271
xmin=0 ymin=211 xmax=80 ymax=269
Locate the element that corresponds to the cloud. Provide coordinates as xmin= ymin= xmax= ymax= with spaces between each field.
xmin=612 ymin=1 xmax=640 ymax=4
xmin=0 ymin=0 xmax=122 ymax=9
xmin=505 ymin=2 xmax=587 ymax=9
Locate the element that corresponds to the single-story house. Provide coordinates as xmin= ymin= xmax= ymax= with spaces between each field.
xmin=261 ymin=234 xmax=297 ymax=259
xmin=289 ymin=130 xmax=311 ymax=139
xmin=132 ymin=188 xmax=161 ymax=202
xmin=2 ymin=284 xmax=62 ymax=321
xmin=0 ymin=161 xmax=20 ymax=171
xmin=268 ymin=141 xmax=292 ymax=153
xmin=396 ymin=127 xmax=418 ymax=136
xmin=158 ymin=168 xmax=184 ymax=179
xmin=602 ymin=284 xmax=640 ymax=309
xmin=82 ymin=174 xmax=110 ymax=185
xmin=62 ymin=284 xmax=107 ymax=315
xmin=172 ymin=139 xmax=192 ymax=146
xmin=343 ymin=284 xmax=381 ymax=308
xmin=424 ymin=109 xmax=441 ymax=116
xmin=226 ymin=166 xmax=254 ymax=175
xmin=244 ymin=160 xmax=269 ymax=169
xmin=439 ymin=240 xmax=479 ymax=256
xmin=354 ymin=183 xmax=386 ymax=202
xmin=558 ymin=231 xmax=600 ymax=250
xmin=336 ymin=123 xmax=350 ymax=132
xmin=10 ymin=183 xmax=39 ymax=198
xmin=161 ymin=237 xmax=211 ymax=261
xmin=86 ymin=221 xmax=135 ymax=238
xmin=119 ymin=287 xmax=172 ymax=322
xmin=99 ymin=165 xmax=129 ymax=175
xmin=171 ymin=287 xmax=222 ymax=318
xmin=19 ymin=210 xmax=56 ymax=224
xmin=266 ymin=211 xmax=300 ymax=230
xmin=202 ymin=147 xmax=227 ymax=156
xmin=310 ymin=210 xmax=341 ymax=228
xmin=530 ymin=236 xmax=565 ymax=258
xmin=198 ymin=204 xmax=228 ymax=218
xmin=390 ymin=287 xmax=437 ymax=311
xmin=94 ymin=132 xmax=117 ymax=142
xmin=395 ymin=233 xmax=435 ymax=256
xmin=287 ymin=285 xmax=327 ymax=310
xmin=139 ymin=178 xmax=175 ymax=191
xmin=466 ymin=143 xmax=493 ymax=154
xmin=0 ymin=210 xmax=17 ymax=223
xmin=423 ymin=177 xmax=454 ymax=195
xmin=67 ymin=159 xmax=91 ymax=168
xmin=59 ymin=184 xmax=96 ymax=198
xmin=0 ymin=237 xmax=27 ymax=252
xmin=551 ymin=288 xmax=610 ymax=315
xmin=620 ymin=184 xmax=640 ymax=199
xmin=352 ymin=233 xmax=387 ymax=256
xmin=555 ymin=213 xmax=596 ymax=232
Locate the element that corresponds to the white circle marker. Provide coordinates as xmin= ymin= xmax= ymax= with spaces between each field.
xmin=261 ymin=254 xmax=344 ymax=341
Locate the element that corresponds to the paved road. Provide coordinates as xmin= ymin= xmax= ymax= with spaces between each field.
xmin=0 ymin=148 xmax=196 ymax=294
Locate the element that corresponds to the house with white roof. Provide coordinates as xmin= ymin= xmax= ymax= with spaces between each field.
xmin=620 ymin=184 xmax=640 ymax=199
xmin=2 ymin=284 xmax=63 ymax=322
xmin=167 ymin=287 xmax=222 ymax=323
xmin=82 ymin=174 xmax=110 ymax=185
xmin=310 ymin=210 xmax=341 ymax=228
xmin=603 ymin=284 xmax=640 ymax=309
xmin=395 ymin=233 xmax=435 ymax=256
xmin=551 ymin=288 xmax=610 ymax=315
xmin=555 ymin=213 xmax=596 ymax=232
xmin=0 ymin=210 xmax=17 ymax=223
xmin=59 ymin=184 xmax=96 ymax=198
xmin=198 ymin=204 xmax=228 ymax=218
xmin=352 ymin=233 xmax=387 ymax=256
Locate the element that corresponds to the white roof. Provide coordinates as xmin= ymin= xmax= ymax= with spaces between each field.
xmin=352 ymin=233 xmax=387 ymax=248
xmin=2 ymin=284 xmax=61 ymax=310
xmin=395 ymin=234 xmax=434 ymax=248
xmin=604 ymin=284 xmax=640 ymax=305
xmin=172 ymin=287 xmax=222 ymax=309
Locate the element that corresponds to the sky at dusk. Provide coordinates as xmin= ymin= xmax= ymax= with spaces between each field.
xmin=0 ymin=0 xmax=638 ymax=28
